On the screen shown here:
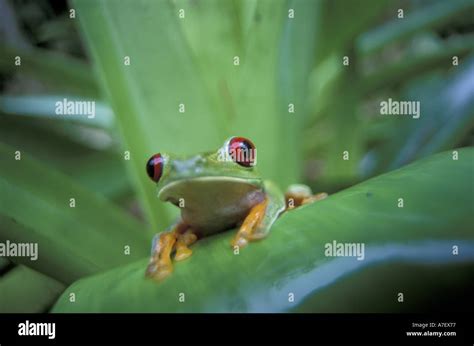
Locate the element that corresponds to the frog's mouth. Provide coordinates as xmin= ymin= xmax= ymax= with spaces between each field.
xmin=158 ymin=176 xmax=263 ymax=205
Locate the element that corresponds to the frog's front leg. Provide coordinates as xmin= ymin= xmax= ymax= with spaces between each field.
xmin=145 ymin=222 xmax=197 ymax=281
xmin=231 ymin=181 xmax=286 ymax=248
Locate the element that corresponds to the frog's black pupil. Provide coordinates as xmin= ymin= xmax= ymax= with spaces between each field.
xmin=146 ymin=158 xmax=155 ymax=180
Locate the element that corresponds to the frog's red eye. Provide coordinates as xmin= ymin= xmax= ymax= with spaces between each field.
xmin=146 ymin=153 xmax=164 ymax=182
xmin=228 ymin=137 xmax=256 ymax=167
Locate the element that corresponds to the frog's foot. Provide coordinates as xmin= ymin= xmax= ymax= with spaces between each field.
xmin=231 ymin=198 xmax=268 ymax=248
xmin=146 ymin=224 xmax=198 ymax=281
xmin=285 ymin=184 xmax=327 ymax=209
xmin=174 ymin=229 xmax=198 ymax=261
xmin=145 ymin=230 xmax=177 ymax=281
xmin=302 ymin=192 xmax=328 ymax=205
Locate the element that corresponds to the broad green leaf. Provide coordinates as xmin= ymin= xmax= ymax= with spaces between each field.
xmin=52 ymin=148 xmax=474 ymax=312
xmin=0 ymin=266 xmax=64 ymax=312
xmin=0 ymin=44 xmax=99 ymax=98
xmin=176 ymin=0 xmax=314 ymax=186
xmin=175 ymin=0 xmax=241 ymax=123
xmin=0 ymin=142 xmax=149 ymax=284
xmin=274 ymin=0 xmax=321 ymax=184
xmin=305 ymin=56 xmax=364 ymax=185
xmin=63 ymin=152 xmax=132 ymax=199
xmin=231 ymin=0 xmax=299 ymax=186
xmin=357 ymin=0 xmax=474 ymax=55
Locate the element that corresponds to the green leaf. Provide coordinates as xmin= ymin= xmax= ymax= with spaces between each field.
xmin=368 ymin=55 xmax=474 ymax=175
xmin=315 ymin=0 xmax=389 ymax=61
xmin=0 ymin=44 xmax=100 ymax=98
xmin=52 ymin=148 xmax=474 ymax=312
xmin=0 ymin=266 xmax=64 ymax=312
xmin=231 ymin=0 xmax=300 ymax=186
xmin=0 ymin=258 xmax=10 ymax=272
xmin=305 ymin=55 xmax=365 ymax=186
xmin=293 ymin=262 xmax=474 ymax=312
xmin=360 ymin=36 xmax=474 ymax=96
xmin=0 ymin=115 xmax=130 ymax=198
xmin=0 ymin=142 xmax=149 ymax=284
xmin=176 ymin=0 xmax=312 ymax=186
xmin=357 ymin=0 xmax=474 ymax=55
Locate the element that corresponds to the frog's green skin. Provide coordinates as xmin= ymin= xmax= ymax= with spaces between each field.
xmin=155 ymin=138 xmax=286 ymax=237
xmin=146 ymin=137 xmax=325 ymax=280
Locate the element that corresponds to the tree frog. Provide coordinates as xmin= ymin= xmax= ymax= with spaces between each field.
xmin=145 ymin=136 xmax=327 ymax=281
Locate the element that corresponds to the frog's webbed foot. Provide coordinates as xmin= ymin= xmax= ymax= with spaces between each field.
xmin=175 ymin=229 xmax=198 ymax=261
xmin=231 ymin=198 xmax=268 ymax=248
xmin=231 ymin=191 xmax=288 ymax=248
xmin=285 ymin=184 xmax=327 ymax=209
xmin=230 ymin=181 xmax=288 ymax=249
xmin=145 ymin=223 xmax=197 ymax=281
xmin=145 ymin=231 xmax=176 ymax=281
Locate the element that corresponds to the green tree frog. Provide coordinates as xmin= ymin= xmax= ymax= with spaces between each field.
xmin=145 ymin=136 xmax=327 ymax=281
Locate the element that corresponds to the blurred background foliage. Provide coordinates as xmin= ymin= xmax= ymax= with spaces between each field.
xmin=0 ymin=0 xmax=473 ymax=312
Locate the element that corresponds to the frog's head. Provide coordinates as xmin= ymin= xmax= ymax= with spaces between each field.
xmin=146 ymin=137 xmax=262 ymax=205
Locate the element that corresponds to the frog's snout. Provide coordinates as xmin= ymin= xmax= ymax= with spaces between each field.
xmin=170 ymin=156 xmax=205 ymax=175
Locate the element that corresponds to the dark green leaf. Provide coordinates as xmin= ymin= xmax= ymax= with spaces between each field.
xmin=52 ymin=148 xmax=474 ymax=312
xmin=0 ymin=142 xmax=149 ymax=284
xmin=0 ymin=115 xmax=130 ymax=198
xmin=361 ymin=36 xmax=474 ymax=95
xmin=368 ymin=55 xmax=474 ymax=174
xmin=357 ymin=0 xmax=474 ymax=55
xmin=0 ymin=266 xmax=64 ymax=312
xmin=0 ymin=44 xmax=99 ymax=98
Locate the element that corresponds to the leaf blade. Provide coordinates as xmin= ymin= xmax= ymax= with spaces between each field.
xmin=52 ymin=148 xmax=474 ymax=312
xmin=0 ymin=142 xmax=149 ymax=284
xmin=0 ymin=266 xmax=64 ymax=313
